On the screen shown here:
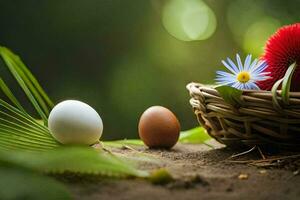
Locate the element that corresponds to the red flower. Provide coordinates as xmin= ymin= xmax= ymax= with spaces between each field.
xmin=258 ymin=23 xmax=300 ymax=91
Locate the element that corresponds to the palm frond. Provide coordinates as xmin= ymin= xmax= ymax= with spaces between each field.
xmin=4 ymin=48 xmax=54 ymax=108
xmin=0 ymin=99 xmax=59 ymax=151
xmin=0 ymin=46 xmax=53 ymax=124
xmin=0 ymin=78 xmax=26 ymax=112
xmin=0 ymin=47 xmax=60 ymax=151
xmin=0 ymin=147 xmax=149 ymax=178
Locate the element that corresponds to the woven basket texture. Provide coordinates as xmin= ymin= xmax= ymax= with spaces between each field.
xmin=187 ymin=82 xmax=300 ymax=150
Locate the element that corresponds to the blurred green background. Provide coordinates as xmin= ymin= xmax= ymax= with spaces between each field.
xmin=0 ymin=0 xmax=299 ymax=139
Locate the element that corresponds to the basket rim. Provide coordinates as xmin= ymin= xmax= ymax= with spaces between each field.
xmin=186 ymin=82 xmax=300 ymax=96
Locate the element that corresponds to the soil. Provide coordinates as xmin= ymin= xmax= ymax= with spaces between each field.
xmin=65 ymin=141 xmax=300 ymax=200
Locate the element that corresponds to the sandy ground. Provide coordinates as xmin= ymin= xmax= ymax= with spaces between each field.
xmin=65 ymin=142 xmax=300 ymax=200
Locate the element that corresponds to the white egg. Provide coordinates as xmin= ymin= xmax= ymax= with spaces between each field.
xmin=48 ymin=100 xmax=103 ymax=145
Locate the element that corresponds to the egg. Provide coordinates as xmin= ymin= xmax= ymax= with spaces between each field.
xmin=138 ymin=106 xmax=180 ymax=149
xmin=48 ymin=100 xmax=103 ymax=145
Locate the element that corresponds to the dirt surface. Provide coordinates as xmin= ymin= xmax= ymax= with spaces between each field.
xmin=66 ymin=142 xmax=300 ymax=200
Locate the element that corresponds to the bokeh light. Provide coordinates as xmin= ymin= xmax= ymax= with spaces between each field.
xmin=162 ymin=0 xmax=217 ymax=41
xmin=227 ymin=0 xmax=264 ymax=42
xmin=243 ymin=18 xmax=281 ymax=57
xmin=227 ymin=0 xmax=283 ymax=57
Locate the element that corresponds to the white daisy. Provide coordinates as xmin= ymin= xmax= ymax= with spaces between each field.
xmin=215 ymin=54 xmax=271 ymax=90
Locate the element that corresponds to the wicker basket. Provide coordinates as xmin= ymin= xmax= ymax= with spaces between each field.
xmin=187 ymin=82 xmax=300 ymax=151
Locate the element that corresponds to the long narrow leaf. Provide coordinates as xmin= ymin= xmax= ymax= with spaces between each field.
xmin=0 ymin=100 xmax=60 ymax=151
xmin=0 ymin=48 xmax=48 ymax=123
xmin=0 ymin=117 xmax=50 ymax=139
xmin=0 ymin=129 xmax=57 ymax=150
xmin=0 ymin=140 xmax=50 ymax=151
xmin=0 ymin=131 xmax=56 ymax=149
xmin=0 ymin=78 xmax=26 ymax=112
xmin=0 ymin=121 xmax=56 ymax=142
xmin=0 ymin=110 xmax=50 ymax=136
xmin=0 ymin=99 xmax=49 ymax=133
xmin=282 ymin=62 xmax=297 ymax=105
xmin=2 ymin=49 xmax=49 ymax=115
xmin=271 ymin=78 xmax=284 ymax=111
xmin=0 ymin=124 xmax=58 ymax=145
xmin=3 ymin=47 xmax=54 ymax=108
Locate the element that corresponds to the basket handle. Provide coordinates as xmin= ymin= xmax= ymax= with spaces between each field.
xmin=271 ymin=62 xmax=297 ymax=109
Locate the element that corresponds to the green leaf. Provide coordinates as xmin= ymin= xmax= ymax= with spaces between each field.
xmin=0 ymin=99 xmax=59 ymax=151
xmin=271 ymin=78 xmax=284 ymax=110
xmin=0 ymin=48 xmax=48 ymax=124
xmin=0 ymin=166 xmax=71 ymax=200
xmin=0 ymin=147 xmax=149 ymax=178
xmin=5 ymin=49 xmax=54 ymax=109
xmin=179 ymin=127 xmax=211 ymax=144
xmin=104 ymin=127 xmax=212 ymax=148
xmin=0 ymin=99 xmax=49 ymax=132
xmin=0 ymin=78 xmax=26 ymax=113
xmin=281 ymin=62 xmax=297 ymax=105
xmin=215 ymin=85 xmax=243 ymax=106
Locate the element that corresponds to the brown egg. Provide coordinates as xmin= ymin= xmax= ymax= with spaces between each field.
xmin=138 ymin=106 xmax=180 ymax=149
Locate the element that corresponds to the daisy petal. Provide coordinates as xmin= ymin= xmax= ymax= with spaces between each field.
xmin=221 ymin=60 xmax=239 ymax=74
xmin=251 ymin=75 xmax=271 ymax=81
xmin=216 ymin=70 xmax=235 ymax=78
xmin=226 ymin=58 xmax=240 ymax=73
xmin=232 ymin=82 xmax=241 ymax=89
xmin=247 ymin=82 xmax=260 ymax=90
xmin=236 ymin=54 xmax=243 ymax=71
xmin=216 ymin=81 xmax=234 ymax=86
xmin=244 ymin=54 xmax=252 ymax=71
xmin=248 ymin=58 xmax=258 ymax=72
xmin=252 ymin=60 xmax=268 ymax=74
xmin=259 ymin=72 xmax=271 ymax=75
xmin=215 ymin=76 xmax=236 ymax=82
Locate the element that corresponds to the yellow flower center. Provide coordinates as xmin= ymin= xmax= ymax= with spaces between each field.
xmin=237 ymin=71 xmax=250 ymax=83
